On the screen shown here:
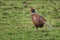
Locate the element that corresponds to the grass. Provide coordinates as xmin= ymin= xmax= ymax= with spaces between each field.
xmin=0 ymin=0 xmax=60 ymax=40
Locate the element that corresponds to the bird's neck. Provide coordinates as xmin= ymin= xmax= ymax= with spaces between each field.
xmin=32 ymin=10 xmax=36 ymax=14
xmin=32 ymin=12 xmax=35 ymax=14
xmin=32 ymin=12 xmax=36 ymax=15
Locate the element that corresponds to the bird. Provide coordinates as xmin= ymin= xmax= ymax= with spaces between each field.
xmin=31 ymin=8 xmax=46 ymax=30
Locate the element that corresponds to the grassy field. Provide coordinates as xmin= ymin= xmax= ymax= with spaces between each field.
xmin=0 ymin=0 xmax=60 ymax=40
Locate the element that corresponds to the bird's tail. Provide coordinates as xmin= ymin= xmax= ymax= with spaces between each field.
xmin=44 ymin=22 xmax=53 ymax=30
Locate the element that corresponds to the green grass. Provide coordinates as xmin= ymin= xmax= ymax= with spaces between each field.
xmin=0 ymin=1 xmax=60 ymax=40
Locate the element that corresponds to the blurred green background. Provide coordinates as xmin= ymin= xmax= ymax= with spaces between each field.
xmin=0 ymin=0 xmax=60 ymax=40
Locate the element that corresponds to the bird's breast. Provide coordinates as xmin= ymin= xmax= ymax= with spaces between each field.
xmin=33 ymin=16 xmax=39 ymax=24
xmin=31 ymin=14 xmax=46 ymax=25
xmin=32 ymin=15 xmax=41 ymax=24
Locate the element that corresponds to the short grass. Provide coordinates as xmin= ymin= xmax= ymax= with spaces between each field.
xmin=0 ymin=0 xmax=60 ymax=40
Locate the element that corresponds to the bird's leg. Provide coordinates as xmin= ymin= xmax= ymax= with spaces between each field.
xmin=35 ymin=27 xmax=38 ymax=35
xmin=35 ymin=28 xmax=39 ymax=40
xmin=36 ymin=27 xmax=38 ymax=32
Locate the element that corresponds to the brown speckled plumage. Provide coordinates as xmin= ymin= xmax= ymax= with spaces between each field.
xmin=31 ymin=14 xmax=46 ymax=29
xmin=31 ymin=8 xmax=46 ymax=30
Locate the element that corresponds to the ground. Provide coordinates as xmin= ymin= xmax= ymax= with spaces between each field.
xmin=0 ymin=0 xmax=60 ymax=40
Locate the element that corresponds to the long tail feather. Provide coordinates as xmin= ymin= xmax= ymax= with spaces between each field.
xmin=44 ymin=22 xmax=53 ymax=30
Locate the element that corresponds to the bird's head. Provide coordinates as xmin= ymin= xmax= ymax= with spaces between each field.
xmin=31 ymin=7 xmax=35 ymax=13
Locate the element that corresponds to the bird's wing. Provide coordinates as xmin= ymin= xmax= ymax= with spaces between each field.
xmin=40 ymin=16 xmax=46 ymax=22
